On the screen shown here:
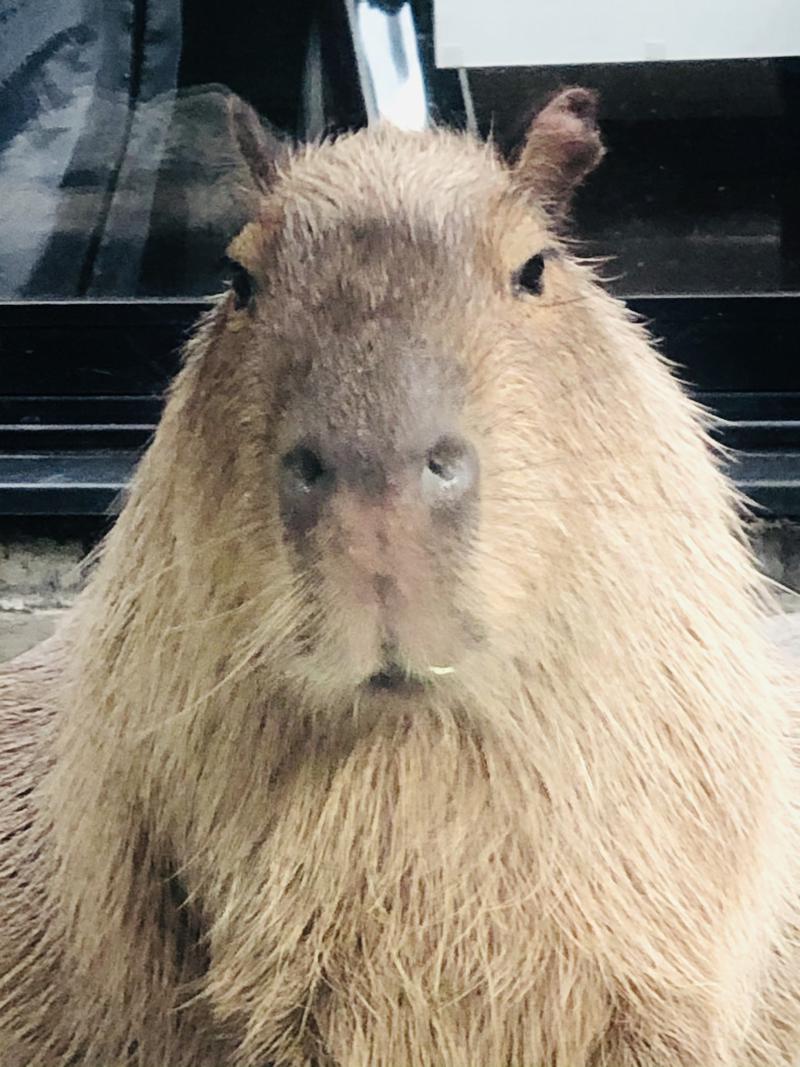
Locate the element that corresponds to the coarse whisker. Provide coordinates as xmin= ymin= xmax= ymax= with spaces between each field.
xmin=130 ymin=639 xmax=268 ymax=740
xmin=760 ymin=573 xmax=800 ymax=601
xmin=103 ymin=521 xmax=267 ymax=595
xmin=539 ymin=294 xmax=590 ymax=311
xmin=161 ymin=585 xmax=279 ymax=632
xmin=479 ymin=493 xmax=727 ymax=520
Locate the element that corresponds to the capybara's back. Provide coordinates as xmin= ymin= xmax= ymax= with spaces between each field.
xmin=1 ymin=89 xmax=799 ymax=1067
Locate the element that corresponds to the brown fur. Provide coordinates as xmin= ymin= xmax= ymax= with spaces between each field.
xmin=1 ymin=91 xmax=799 ymax=1066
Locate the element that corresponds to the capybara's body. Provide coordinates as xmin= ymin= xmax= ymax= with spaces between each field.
xmin=1 ymin=90 xmax=799 ymax=1066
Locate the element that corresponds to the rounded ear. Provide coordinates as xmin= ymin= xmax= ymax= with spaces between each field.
xmin=226 ymin=94 xmax=285 ymax=195
xmin=512 ymin=87 xmax=605 ymax=216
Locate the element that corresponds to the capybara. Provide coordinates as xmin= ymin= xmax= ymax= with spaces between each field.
xmin=1 ymin=88 xmax=799 ymax=1067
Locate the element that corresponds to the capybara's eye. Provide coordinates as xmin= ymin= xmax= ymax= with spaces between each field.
xmin=513 ymin=253 xmax=546 ymax=296
xmin=224 ymin=258 xmax=254 ymax=310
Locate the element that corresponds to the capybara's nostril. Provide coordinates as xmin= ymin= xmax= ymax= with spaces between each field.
xmin=421 ymin=435 xmax=478 ymax=507
xmin=279 ymin=443 xmax=334 ymax=538
xmin=282 ymin=445 xmax=327 ymax=490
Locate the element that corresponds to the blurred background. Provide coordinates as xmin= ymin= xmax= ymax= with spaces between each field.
xmin=0 ymin=0 xmax=798 ymax=657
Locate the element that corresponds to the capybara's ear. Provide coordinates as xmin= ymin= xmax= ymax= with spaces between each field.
xmin=227 ymin=94 xmax=283 ymax=194
xmin=512 ymin=87 xmax=605 ymax=215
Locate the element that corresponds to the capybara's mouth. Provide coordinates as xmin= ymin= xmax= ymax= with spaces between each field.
xmin=366 ymin=663 xmax=426 ymax=695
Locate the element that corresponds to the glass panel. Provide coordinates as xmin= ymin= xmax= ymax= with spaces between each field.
xmin=425 ymin=2 xmax=800 ymax=296
xmin=434 ymin=0 xmax=800 ymax=68
xmin=0 ymin=0 xmax=363 ymax=299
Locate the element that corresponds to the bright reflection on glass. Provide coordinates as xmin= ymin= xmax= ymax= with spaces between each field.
xmin=352 ymin=1 xmax=429 ymax=130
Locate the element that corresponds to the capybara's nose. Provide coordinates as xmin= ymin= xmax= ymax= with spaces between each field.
xmin=420 ymin=434 xmax=478 ymax=509
xmin=279 ymin=433 xmax=478 ymax=540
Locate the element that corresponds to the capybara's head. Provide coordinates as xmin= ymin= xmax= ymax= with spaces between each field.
xmin=160 ymin=89 xmax=718 ymax=721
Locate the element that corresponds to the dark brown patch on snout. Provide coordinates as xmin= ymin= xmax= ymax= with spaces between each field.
xmin=278 ymin=430 xmax=479 ymax=547
xmin=270 ymin=216 xmax=485 ymax=675
xmin=373 ymin=574 xmax=395 ymax=607
xmin=275 ymin=276 xmax=479 ymax=550
xmin=279 ymin=443 xmax=336 ymax=540
xmin=422 ymin=435 xmax=480 ymax=527
xmin=278 ymin=440 xmax=401 ymax=542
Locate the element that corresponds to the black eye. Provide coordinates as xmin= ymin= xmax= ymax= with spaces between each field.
xmin=225 ymin=258 xmax=254 ymax=310
xmin=513 ymin=253 xmax=546 ymax=296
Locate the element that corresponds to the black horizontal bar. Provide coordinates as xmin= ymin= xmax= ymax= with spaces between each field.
xmin=0 ymin=396 xmax=164 ymax=421
xmin=713 ymin=422 xmax=800 ymax=450
xmin=730 ymin=451 xmax=800 ymax=517
xmin=0 ymin=427 xmax=155 ymax=451
xmin=2 ymin=423 xmax=797 ymax=454
xmin=2 ymin=294 xmax=800 ymax=392
xmin=695 ymin=392 xmax=800 ymax=420
xmin=0 ymin=300 xmax=196 ymax=395
xmin=0 ymin=453 xmax=137 ymax=515
xmin=1 ymin=449 xmax=797 ymax=518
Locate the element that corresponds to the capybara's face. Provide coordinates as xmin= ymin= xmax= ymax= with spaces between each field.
xmin=192 ymin=91 xmax=617 ymax=711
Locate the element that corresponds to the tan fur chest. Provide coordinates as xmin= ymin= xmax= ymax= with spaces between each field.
xmin=193 ymin=720 xmax=609 ymax=1067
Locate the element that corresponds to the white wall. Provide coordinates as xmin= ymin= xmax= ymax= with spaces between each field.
xmin=434 ymin=0 xmax=800 ymax=69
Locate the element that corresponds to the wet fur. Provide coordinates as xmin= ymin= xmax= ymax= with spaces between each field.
xmin=1 ymin=114 xmax=799 ymax=1066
